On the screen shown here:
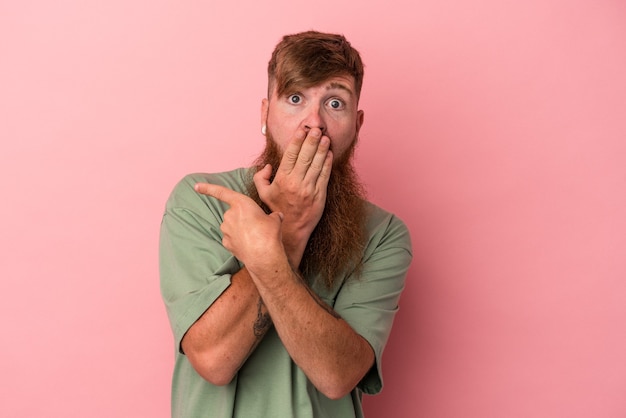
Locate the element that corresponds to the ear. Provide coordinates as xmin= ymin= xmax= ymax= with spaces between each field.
xmin=261 ymin=98 xmax=269 ymax=129
xmin=355 ymin=109 xmax=365 ymax=135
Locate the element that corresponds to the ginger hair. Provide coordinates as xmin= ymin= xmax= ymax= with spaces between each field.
xmin=267 ymin=31 xmax=365 ymax=100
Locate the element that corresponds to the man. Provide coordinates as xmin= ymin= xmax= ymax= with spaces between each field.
xmin=160 ymin=31 xmax=412 ymax=417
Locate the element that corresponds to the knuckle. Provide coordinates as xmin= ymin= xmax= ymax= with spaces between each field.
xmin=298 ymin=156 xmax=313 ymax=166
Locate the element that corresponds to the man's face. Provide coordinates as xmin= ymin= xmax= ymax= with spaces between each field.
xmin=250 ymin=77 xmax=367 ymax=288
xmin=261 ymin=75 xmax=364 ymax=162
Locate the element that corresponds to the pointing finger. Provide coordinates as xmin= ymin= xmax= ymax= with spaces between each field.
xmin=194 ymin=182 xmax=243 ymax=206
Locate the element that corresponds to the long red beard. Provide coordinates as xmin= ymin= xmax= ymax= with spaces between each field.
xmin=246 ymin=135 xmax=368 ymax=289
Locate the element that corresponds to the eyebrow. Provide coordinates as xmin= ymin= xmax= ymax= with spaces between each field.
xmin=326 ymin=82 xmax=354 ymax=96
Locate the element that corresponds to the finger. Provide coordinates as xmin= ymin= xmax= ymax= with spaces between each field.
xmin=194 ymin=182 xmax=243 ymax=206
xmin=291 ymin=128 xmax=325 ymax=178
xmin=316 ymin=150 xmax=333 ymax=189
xmin=269 ymin=211 xmax=284 ymax=222
xmin=253 ymin=164 xmax=272 ymax=190
xmin=277 ymin=129 xmax=307 ymax=173
xmin=302 ymin=135 xmax=331 ymax=182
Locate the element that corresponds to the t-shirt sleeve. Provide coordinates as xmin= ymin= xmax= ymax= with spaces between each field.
xmin=333 ymin=211 xmax=412 ymax=395
xmin=159 ymin=174 xmax=242 ymax=354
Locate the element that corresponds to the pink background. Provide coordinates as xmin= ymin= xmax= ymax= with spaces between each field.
xmin=1 ymin=1 xmax=625 ymax=417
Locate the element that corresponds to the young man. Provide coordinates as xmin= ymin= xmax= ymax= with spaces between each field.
xmin=160 ymin=31 xmax=412 ymax=417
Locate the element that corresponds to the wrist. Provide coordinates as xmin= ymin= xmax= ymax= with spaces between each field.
xmin=246 ymin=247 xmax=293 ymax=289
xmin=281 ymin=228 xmax=311 ymax=267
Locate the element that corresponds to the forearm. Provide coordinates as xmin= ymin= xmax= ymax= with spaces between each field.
xmin=190 ymin=179 xmax=373 ymax=396
xmin=281 ymin=226 xmax=311 ymax=268
xmin=249 ymin=258 xmax=374 ymax=399
xmin=181 ymin=267 xmax=272 ymax=385
xmin=180 ymin=221 xmax=309 ymax=384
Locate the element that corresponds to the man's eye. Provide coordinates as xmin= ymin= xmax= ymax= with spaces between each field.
xmin=288 ymin=94 xmax=302 ymax=104
xmin=328 ymin=99 xmax=344 ymax=109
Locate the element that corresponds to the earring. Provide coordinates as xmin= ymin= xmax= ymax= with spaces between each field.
xmin=261 ymin=125 xmax=267 ymax=135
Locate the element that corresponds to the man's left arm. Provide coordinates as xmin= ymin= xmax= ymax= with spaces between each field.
xmin=195 ymin=182 xmax=378 ymax=399
xmin=249 ymin=255 xmax=376 ymax=400
xmin=243 ymin=209 xmax=412 ymax=399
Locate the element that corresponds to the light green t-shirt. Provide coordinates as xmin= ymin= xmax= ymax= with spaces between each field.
xmin=160 ymin=169 xmax=412 ymax=418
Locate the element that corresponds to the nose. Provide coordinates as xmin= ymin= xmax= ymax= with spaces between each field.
xmin=302 ymin=104 xmax=326 ymax=134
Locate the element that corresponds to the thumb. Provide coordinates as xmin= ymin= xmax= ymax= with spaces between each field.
xmin=269 ymin=211 xmax=284 ymax=222
xmin=253 ymin=164 xmax=272 ymax=189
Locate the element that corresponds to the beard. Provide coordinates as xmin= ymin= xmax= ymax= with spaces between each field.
xmin=246 ymin=132 xmax=368 ymax=289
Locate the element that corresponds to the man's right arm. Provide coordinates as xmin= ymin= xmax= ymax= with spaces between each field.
xmin=180 ymin=129 xmax=331 ymax=385
xmin=181 ymin=266 xmax=270 ymax=386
